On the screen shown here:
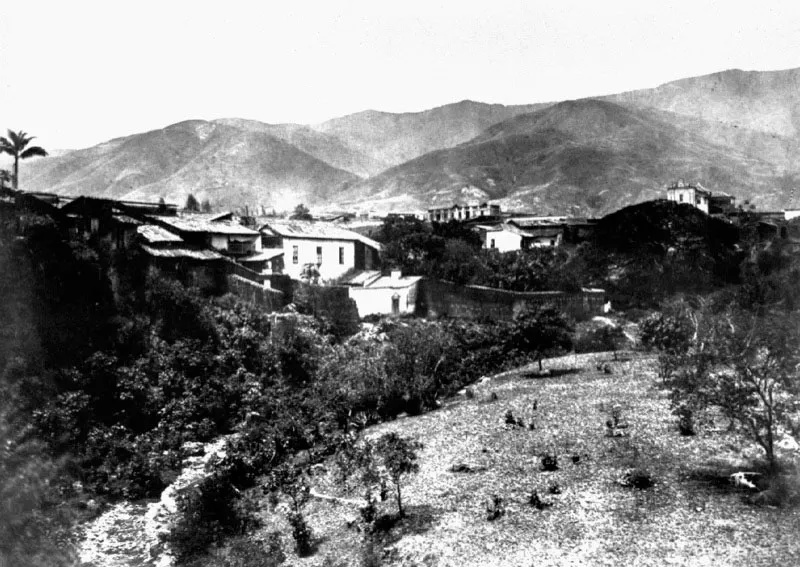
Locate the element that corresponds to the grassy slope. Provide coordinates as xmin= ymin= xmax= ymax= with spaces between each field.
xmin=259 ymin=353 xmax=800 ymax=567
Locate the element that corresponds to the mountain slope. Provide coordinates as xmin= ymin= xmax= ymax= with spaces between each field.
xmin=601 ymin=67 xmax=800 ymax=137
xmin=213 ymin=118 xmax=386 ymax=177
xmin=22 ymin=120 xmax=359 ymax=211
xmin=312 ymin=100 xmax=551 ymax=169
xmin=339 ymin=99 xmax=797 ymax=215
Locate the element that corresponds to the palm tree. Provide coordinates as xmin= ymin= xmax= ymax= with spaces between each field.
xmin=0 ymin=130 xmax=48 ymax=190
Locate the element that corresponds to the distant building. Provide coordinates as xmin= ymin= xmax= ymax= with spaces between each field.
xmin=482 ymin=217 xmax=597 ymax=251
xmin=785 ymin=209 xmax=800 ymax=221
xmin=428 ymin=202 xmax=501 ymax=222
xmin=666 ymin=179 xmax=711 ymax=214
xmin=709 ymin=192 xmax=737 ymax=214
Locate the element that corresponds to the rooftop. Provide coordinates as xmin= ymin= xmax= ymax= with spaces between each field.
xmin=137 ymin=225 xmax=184 ymax=243
xmin=140 ymin=245 xmax=224 ymax=260
xmin=261 ymin=220 xmax=382 ymax=249
xmin=155 ymin=214 xmax=260 ymax=235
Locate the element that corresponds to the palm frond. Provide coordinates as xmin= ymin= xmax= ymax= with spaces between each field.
xmin=20 ymin=146 xmax=48 ymax=159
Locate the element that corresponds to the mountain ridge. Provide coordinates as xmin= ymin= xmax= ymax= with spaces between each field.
xmin=19 ymin=67 xmax=800 ymax=214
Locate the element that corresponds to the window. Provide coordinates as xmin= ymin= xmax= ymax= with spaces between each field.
xmin=490 ymin=239 xmax=495 ymax=248
xmin=316 ymin=246 xmax=323 ymax=265
xmin=292 ymin=245 xmax=298 ymax=264
xmin=339 ymin=246 xmax=345 ymax=264
xmin=90 ymin=217 xmax=100 ymax=234
xmin=679 ymin=194 xmax=683 ymax=202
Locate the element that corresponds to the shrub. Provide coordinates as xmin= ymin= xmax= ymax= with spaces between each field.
xmin=541 ymin=454 xmax=559 ymax=471
xmin=167 ymin=472 xmax=259 ymax=563
xmin=485 ymin=494 xmax=505 ymax=521
xmin=618 ymin=468 xmax=655 ymax=490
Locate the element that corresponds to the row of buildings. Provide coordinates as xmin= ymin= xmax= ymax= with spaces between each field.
xmin=6 ymin=191 xmax=421 ymax=318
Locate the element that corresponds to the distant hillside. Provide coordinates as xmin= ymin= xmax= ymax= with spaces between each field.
xmin=213 ymin=118 xmax=386 ymax=177
xmin=20 ymin=67 xmax=800 ymax=214
xmin=312 ymin=100 xmax=551 ymax=169
xmin=339 ymin=99 xmax=797 ymax=215
xmin=602 ymin=68 xmax=800 ymax=138
xmin=22 ymin=120 xmax=359 ymax=211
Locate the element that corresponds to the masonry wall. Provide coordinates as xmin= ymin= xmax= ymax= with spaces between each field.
xmin=416 ymin=279 xmax=605 ymax=321
xmin=226 ymin=274 xmax=285 ymax=312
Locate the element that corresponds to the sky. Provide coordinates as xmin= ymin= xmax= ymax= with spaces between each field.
xmin=1 ymin=0 xmax=799 ymax=150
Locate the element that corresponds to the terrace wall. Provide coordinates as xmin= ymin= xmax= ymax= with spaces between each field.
xmin=416 ymin=279 xmax=605 ymax=321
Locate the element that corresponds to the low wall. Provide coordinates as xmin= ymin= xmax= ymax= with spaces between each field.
xmin=416 ymin=279 xmax=605 ymax=321
xmin=227 ymin=275 xmax=285 ymax=312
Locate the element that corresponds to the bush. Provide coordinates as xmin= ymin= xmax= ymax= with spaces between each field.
xmin=167 ymin=472 xmax=259 ymax=563
xmin=541 ymin=454 xmax=559 ymax=472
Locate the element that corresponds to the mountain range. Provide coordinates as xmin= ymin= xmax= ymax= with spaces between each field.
xmin=19 ymin=67 xmax=800 ymax=215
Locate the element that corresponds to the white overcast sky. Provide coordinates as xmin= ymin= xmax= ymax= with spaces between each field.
xmin=1 ymin=0 xmax=799 ymax=150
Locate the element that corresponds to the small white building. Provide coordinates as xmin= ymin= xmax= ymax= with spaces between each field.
xmin=666 ymin=179 xmax=711 ymax=214
xmin=785 ymin=209 xmax=800 ymax=221
xmin=483 ymin=220 xmax=564 ymax=251
xmin=347 ymin=270 xmax=422 ymax=317
xmin=260 ymin=220 xmax=381 ymax=281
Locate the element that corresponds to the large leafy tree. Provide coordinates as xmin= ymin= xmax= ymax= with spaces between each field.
xmin=0 ymin=130 xmax=48 ymax=190
xmin=671 ymin=306 xmax=800 ymax=469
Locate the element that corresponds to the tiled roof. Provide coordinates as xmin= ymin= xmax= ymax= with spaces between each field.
xmin=261 ymin=220 xmax=382 ymax=249
xmin=140 ymin=245 xmax=224 ymax=260
xmin=364 ymin=275 xmax=423 ymax=289
xmin=138 ymin=225 xmax=183 ymax=243
xmin=238 ymin=249 xmax=284 ymax=262
xmin=154 ymin=214 xmax=259 ymax=235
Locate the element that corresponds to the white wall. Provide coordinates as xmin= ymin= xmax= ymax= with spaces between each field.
xmin=785 ymin=209 xmax=800 ymax=221
xmin=485 ymin=229 xmax=522 ymax=252
xmin=349 ymin=284 xmax=416 ymax=317
xmin=283 ymin=238 xmax=356 ymax=280
xmin=667 ymin=188 xmax=708 ymax=214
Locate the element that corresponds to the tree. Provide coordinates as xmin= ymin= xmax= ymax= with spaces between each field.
xmin=374 ymin=432 xmax=422 ymax=518
xmin=290 ymin=204 xmax=313 ymax=221
xmin=671 ymin=306 xmax=800 ymax=469
xmin=510 ymin=304 xmax=574 ymax=371
xmin=185 ymin=193 xmax=200 ymax=212
xmin=201 ymin=199 xmax=212 ymax=213
xmin=0 ymin=130 xmax=48 ymax=190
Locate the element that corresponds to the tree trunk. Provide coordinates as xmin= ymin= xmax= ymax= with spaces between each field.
xmin=12 ymin=156 xmax=18 ymax=190
xmin=396 ymin=484 xmax=404 ymax=518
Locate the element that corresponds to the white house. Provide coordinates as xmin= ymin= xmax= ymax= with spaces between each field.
xmin=666 ymin=179 xmax=711 ymax=214
xmin=346 ymin=270 xmax=422 ymax=317
xmin=483 ymin=220 xmax=564 ymax=251
xmin=260 ymin=220 xmax=381 ymax=281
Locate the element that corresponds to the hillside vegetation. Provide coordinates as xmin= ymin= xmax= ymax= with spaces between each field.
xmin=263 ymin=353 xmax=800 ymax=567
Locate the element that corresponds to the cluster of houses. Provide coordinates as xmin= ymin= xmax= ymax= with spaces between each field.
xmin=5 ymin=177 xmax=797 ymax=318
xmin=4 ymin=191 xmax=423 ymax=317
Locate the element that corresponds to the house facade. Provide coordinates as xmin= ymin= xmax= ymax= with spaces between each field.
xmin=666 ymin=179 xmax=711 ymax=214
xmin=260 ymin=220 xmax=381 ymax=281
